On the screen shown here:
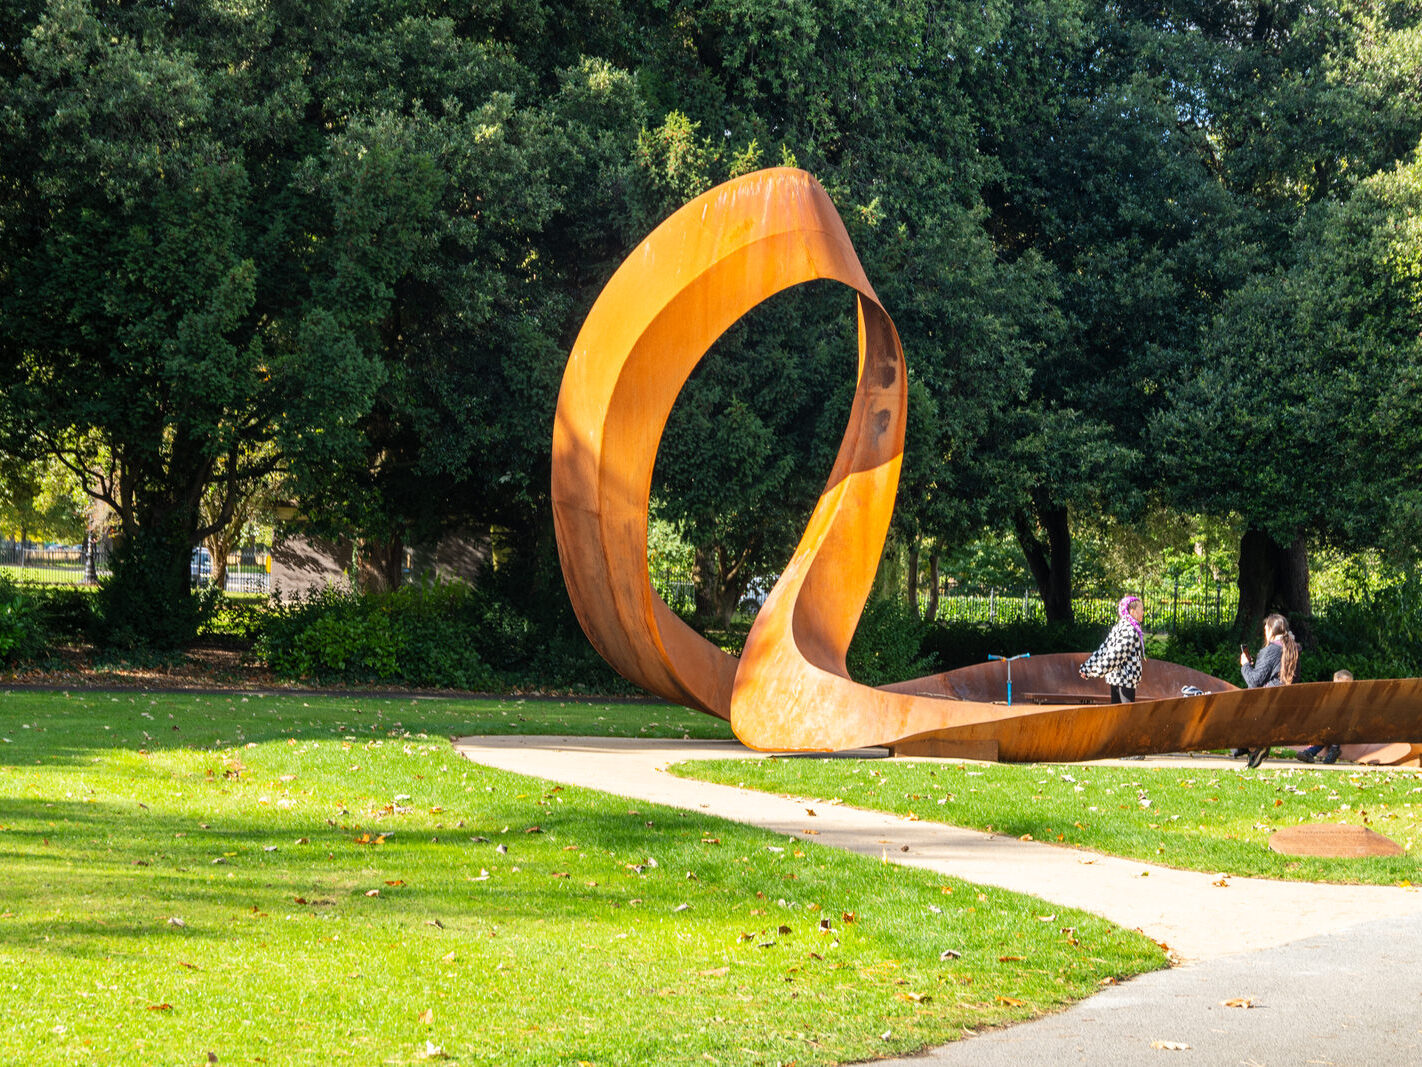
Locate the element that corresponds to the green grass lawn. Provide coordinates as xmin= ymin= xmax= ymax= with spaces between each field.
xmin=0 ymin=691 xmax=1165 ymax=1066
xmin=670 ymin=757 xmax=1422 ymax=886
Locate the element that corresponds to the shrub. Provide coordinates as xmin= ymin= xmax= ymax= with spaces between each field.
xmin=846 ymin=596 xmax=934 ymax=687
xmin=921 ymin=618 xmax=1109 ymax=672
xmin=0 ymin=576 xmax=46 ymax=662
xmin=31 ymin=586 xmax=96 ymax=642
xmin=258 ymin=583 xmax=496 ymax=689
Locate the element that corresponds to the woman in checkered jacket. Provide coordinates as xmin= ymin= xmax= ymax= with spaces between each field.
xmin=1079 ymin=595 xmax=1147 ymax=703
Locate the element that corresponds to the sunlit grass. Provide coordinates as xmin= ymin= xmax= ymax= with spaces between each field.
xmin=0 ymin=691 xmax=1165 ymax=1065
xmin=670 ymin=757 xmax=1422 ymax=886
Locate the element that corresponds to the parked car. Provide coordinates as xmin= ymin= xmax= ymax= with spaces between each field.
xmin=190 ymin=547 xmax=213 ymax=587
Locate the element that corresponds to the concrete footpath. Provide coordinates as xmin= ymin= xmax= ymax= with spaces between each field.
xmin=453 ymin=736 xmax=1422 ymax=1065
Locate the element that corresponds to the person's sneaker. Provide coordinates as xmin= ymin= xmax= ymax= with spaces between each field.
xmin=1231 ymin=748 xmax=1250 ymax=758
xmin=1320 ymin=745 xmax=1341 ymax=764
xmin=1246 ymin=747 xmax=1271 ymax=769
xmin=1297 ymin=746 xmax=1320 ymax=763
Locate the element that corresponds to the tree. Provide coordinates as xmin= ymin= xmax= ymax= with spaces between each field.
xmin=1149 ymin=1 xmax=1422 ymax=628
xmin=1153 ymin=141 xmax=1422 ymax=629
xmin=628 ymin=0 xmax=1050 ymax=622
xmin=0 ymin=452 xmax=88 ymax=546
xmin=0 ymin=0 xmax=473 ymax=645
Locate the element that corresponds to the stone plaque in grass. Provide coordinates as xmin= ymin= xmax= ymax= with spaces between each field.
xmin=1268 ymin=824 xmax=1404 ymax=858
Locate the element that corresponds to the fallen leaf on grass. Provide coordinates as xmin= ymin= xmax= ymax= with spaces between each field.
xmin=147 ymin=1003 xmax=173 ymax=1012
xmin=418 ymin=1008 xmax=434 ymax=1025
xmin=998 ymin=955 xmax=1024 ymax=962
xmin=698 ymin=966 xmax=730 ymax=978
xmin=385 ymin=879 xmax=406 ymax=887
xmin=166 ymin=917 xmax=186 ymax=928
xmin=939 ymin=949 xmax=962 ymax=960
xmin=364 ymin=889 xmax=380 ymax=897
xmin=1150 ymin=1040 xmax=1190 ymax=1050
xmin=995 ymin=995 xmax=1024 ymax=1007
xmin=177 ymin=961 xmax=198 ymax=970
xmin=899 ymin=992 xmax=931 ymax=1003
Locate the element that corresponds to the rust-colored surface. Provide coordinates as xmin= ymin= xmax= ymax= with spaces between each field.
xmin=1267 ymin=824 xmax=1404 ymax=858
xmin=552 ymin=166 xmax=1422 ymax=759
xmin=1342 ymin=743 xmax=1422 ymax=766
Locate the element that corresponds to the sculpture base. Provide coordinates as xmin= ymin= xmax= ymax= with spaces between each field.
xmin=890 ymin=738 xmax=1000 ymax=761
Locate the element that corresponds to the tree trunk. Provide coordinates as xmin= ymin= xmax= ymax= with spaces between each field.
xmin=905 ymin=539 xmax=921 ymax=620
xmin=358 ymin=535 xmax=406 ymax=593
xmin=1012 ymin=491 xmax=1074 ymax=623
xmin=1234 ymin=528 xmax=1312 ymax=639
xmin=691 ymin=545 xmax=731 ymax=626
xmin=925 ymin=551 xmax=941 ymax=623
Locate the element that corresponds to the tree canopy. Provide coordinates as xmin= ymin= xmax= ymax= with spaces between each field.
xmin=2 ymin=0 xmax=1420 ymax=649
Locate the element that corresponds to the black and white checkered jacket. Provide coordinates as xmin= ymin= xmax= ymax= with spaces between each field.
xmin=1079 ymin=617 xmax=1146 ymax=687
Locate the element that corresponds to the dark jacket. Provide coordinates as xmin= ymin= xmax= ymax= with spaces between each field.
xmin=1242 ymin=641 xmax=1292 ymax=688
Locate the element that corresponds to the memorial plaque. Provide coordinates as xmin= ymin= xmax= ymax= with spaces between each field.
xmin=1268 ymin=824 xmax=1404 ymax=858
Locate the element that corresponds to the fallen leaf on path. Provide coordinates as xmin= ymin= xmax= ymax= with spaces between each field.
xmin=1221 ymin=997 xmax=1254 ymax=1008
xmin=1150 ymin=1040 xmax=1190 ymax=1050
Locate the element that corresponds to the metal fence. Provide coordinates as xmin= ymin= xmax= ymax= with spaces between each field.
xmin=930 ymin=579 xmax=1241 ymax=631
xmin=648 ymin=566 xmax=1246 ymax=632
xmin=0 ymin=541 xmax=271 ymax=595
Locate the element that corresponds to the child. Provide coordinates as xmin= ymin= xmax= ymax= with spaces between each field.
xmin=1297 ymin=668 xmax=1351 ymax=764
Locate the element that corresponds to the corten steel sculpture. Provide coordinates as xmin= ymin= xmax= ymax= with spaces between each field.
xmin=551 ymin=167 xmax=1422 ymax=761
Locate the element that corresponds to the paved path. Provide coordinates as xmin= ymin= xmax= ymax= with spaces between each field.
xmin=453 ymin=736 xmax=1422 ymax=1064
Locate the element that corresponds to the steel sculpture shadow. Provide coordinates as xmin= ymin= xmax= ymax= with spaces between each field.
xmin=551 ymin=167 xmax=1422 ymax=761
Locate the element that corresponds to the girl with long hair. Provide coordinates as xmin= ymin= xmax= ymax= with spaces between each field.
xmin=1238 ymin=613 xmax=1301 ymax=768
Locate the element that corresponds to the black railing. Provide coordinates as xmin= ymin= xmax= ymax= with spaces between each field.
xmin=1 ymin=541 xmax=271 ymax=594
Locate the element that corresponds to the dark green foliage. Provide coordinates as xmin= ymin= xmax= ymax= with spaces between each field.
xmin=0 ymin=576 xmax=46 ymax=662
xmin=30 ymin=586 xmax=96 ymax=642
xmin=1307 ymin=585 xmax=1422 ymax=682
xmin=258 ymin=584 xmax=494 ymax=689
xmin=256 ymin=580 xmax=631 ymax=693
xmin=845 ymin=596 xmax=934 ymax=687
xmin=94 ymin=528 xmax=212 ymax=651
xmin=922 ymin=618 xmax=1110 ymax=672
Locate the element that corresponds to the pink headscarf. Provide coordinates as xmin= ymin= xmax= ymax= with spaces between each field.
xmin=1118 ymin=595 xmax=1144 ymax=638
